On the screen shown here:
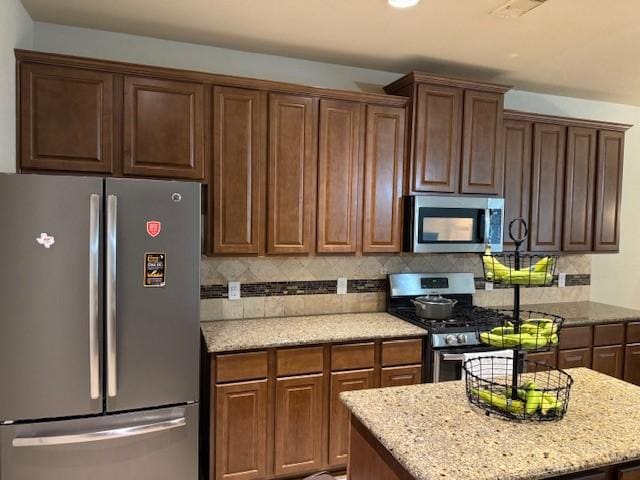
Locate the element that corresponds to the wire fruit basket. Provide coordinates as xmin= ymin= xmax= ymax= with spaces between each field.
xmin=482 ymin=252 xmax=558 ymax=287
xmin=466 ymin=218 xmax=573 ymax=421
xmin=477 ymin=310 xmax=564 ymax=352
xmin=464 ymin=356 xmax=573 ymax=421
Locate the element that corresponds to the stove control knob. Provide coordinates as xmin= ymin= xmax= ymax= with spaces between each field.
xmin=445 ymin=334 xmax=457 ymax=345
xmin=457 ymin=334 xmax=468 ymax=344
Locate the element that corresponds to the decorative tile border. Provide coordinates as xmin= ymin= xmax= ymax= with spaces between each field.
xmin=201 ymin=275 xmax=589 ymax=299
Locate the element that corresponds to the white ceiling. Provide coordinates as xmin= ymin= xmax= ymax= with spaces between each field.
xmin=19 ymin=0 xmax=640 ymax=105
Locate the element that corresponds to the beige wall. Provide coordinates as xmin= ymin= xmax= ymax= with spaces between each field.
xmin=0 ymin=0 xmax=33 ymax=173
xmin=4 ymin=20 xmax=637 ymax=310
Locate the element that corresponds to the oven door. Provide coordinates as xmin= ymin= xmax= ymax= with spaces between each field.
xmin=432 ymin=346 xmax=499 ymax=383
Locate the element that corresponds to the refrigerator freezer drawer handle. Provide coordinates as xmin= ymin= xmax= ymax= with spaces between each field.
xmin=89 ymin=194 xmax=101 ymax=400
xmin=11 ymin=417 xmax=186 ymax=447
xmin=107 ymin=195 xmax=118 ymax=398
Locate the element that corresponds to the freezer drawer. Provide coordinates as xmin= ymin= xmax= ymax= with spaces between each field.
xmin=0 ymin=404 xmax=198 ymax=480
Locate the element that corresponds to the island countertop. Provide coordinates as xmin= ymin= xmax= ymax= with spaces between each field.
xmin=201 ymin=312 xmax=427 ymax=353
xmin=341 ymin=368 xmax=640 ymax=480
xmin=497 ymin=301 xmax=640 ymax=326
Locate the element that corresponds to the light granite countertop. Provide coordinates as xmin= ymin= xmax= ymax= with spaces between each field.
xmin=341 ymin=368 xmax=640 ymax=480
xmin=500 ymin=301 xmax=640 ymax=326
xmin=200 ymin=312 xmax=427 ymax=353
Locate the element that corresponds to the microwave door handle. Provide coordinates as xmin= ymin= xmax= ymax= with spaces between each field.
xmin=12 ymin=417 xmax=186 ymax=447
xmin=106 ymin=195 xmax=117 ymax=398
xmin=88 ymin=194 xmax=101 ymax=400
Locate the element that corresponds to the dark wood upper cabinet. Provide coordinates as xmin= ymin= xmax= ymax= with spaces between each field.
xmin=214 ymin=380 xmax=268 ymax=480
xmin=362 ymin=104 xmax=406 ymax=253
xmin=594 ymin=130 xmax=625 ymax=252
xmin=274 ymin=374 xmax=324 ymax=477
xmin=502 ymin=118 xmax=532 ymax=250
xmin=20 ymin=63 xmax=115 ymax=174
xmin=211 ymin=86 xmax=266 ymax=255
xmin=123 ymin=76 xmax=205 ymax=179
xmin=460 ymin=90 xmax=504 ymax=195
xmin=563 ymin=127 xmax=597 ymax=252
xmin=267 ymin=93 xmax=318 ymax=254
xmin=411 ymin=84 xmax=462 ymax=193
xmin=316 ymin=99 xmax=363 ymax=253
xmin=530 ymin=123 xmax=566 ymax=252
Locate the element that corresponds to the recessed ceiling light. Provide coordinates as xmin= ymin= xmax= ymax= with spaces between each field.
xmin=388 ymin=0 xmax=421 ymax=9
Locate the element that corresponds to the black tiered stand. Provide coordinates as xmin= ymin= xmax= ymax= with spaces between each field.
xmin=464 ymin=218 xmax=573 ymax=421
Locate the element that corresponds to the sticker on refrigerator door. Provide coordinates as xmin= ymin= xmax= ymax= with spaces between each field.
xmin=144 ymin=253 xmax=166 ymax=287
xmin=36 ymin=232 xmax=55 ymax=249
xmin=146 ymin=221 xmax=162 ymax=238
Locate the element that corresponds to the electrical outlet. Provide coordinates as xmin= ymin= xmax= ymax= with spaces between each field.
xmin=228 ymin=281 xmax=241 ymax=300
xmin=485 ymin=282 xmax=494 ymax=291
xmin=337 ymin=277 xmax=348 ymax=295
xmin=558 ymin=273 xmax=566 ymax=288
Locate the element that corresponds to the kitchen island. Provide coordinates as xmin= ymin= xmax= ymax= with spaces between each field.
xmin=341 ymin=368 xmax=640 ymax=480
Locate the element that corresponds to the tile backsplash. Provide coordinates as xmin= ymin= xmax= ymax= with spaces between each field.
xmin=200 ymin=254 xmax=591 ymax=321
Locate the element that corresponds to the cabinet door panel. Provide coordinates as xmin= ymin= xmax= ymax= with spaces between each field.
xmin=317 ymin=99 xmax=363 ymax=253
xmin=460 ymin=90 xmax=504 ymax=195
xmin=381 ymin=365 xmax=422 ymax=387
xmin=412 ymin=84 xmax=462 ymax=193
xmin=123 ymin=76 xmax=205 ymax=179
xmin=619 ymin=464 xmax=640 ymax=480
xmin=274 ymin=374 xmax=324 ymax=476
xmin=20 ymin=63 xmax=114 ymax=173
xmin=594 ymin=130 xmax=625 ymax=252
xmin=211 ymin=86 xmax=266 ymax=254
xmin=530 ymin=123 xmax=566 ymax=252
xmin=502 ymin=118 xmax=532 ymax=250
xmin=558 ymin=348 xmax=592 ymax=369
xmin=329 ymin=369 xmax=376 ymax=467
xmin=564 ymin=127 xmax=597 ymax=251
xmin=267 ymin=94 xmax=317 ymax=254
xmin=362 ymin=104 xmax=406 ymax=253
xmin=624 ymin=345 xmax=640 ymax=386
xmin=215 ymin=380 xmax=268 ymax=480
xmin=592 ymin=345 xmax=624 ymax=379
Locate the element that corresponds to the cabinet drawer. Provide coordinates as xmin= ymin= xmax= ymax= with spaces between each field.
xmin=627 ymin=322 xmax=640 ymax=344
xmin=381 ymin=339 xmax=423 ymax=367
xmin=558 ymin=348 xmax=592 ymax=369
xmin=277 ymin=346 xmax=324 ymax=377
xmin=381 ymin=365 xmax=422 ymax=387
xmin=619 ymin=464 xmax=640 ymax=480
xmin=593 ymin=323 xmax=625 ymax=346
xmin=331 ymin=343 xmax=375 ymax=371
xmin=559 ymin=326 xmax=592 ymax=350
xmin=216 ymin=351 xmax=268 ymax=383
xmin=526 ymin=350 xmax=558 ymax=369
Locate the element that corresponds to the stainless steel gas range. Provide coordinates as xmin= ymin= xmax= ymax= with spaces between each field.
xmin=387 ymin=272 xmax=509 ymax=383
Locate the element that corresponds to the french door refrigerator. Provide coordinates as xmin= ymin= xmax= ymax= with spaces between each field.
xmin=0 ymin=174 xmax=200 ymax=480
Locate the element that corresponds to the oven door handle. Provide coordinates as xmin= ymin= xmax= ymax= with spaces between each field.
xmin=441 ymin=353 xmax=466 ymax=361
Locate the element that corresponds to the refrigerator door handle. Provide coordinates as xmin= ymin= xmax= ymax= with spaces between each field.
xmin=11 ymin=417 xmax=186 ymax=447
xmin=106 ymin=194 xmax=118 ymax=398
xmin=89 ymin=194 xmax=101 ymax=400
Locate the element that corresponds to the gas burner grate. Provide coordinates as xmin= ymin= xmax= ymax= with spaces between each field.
xmin=390 ymin=305 xmax=511 ymax=332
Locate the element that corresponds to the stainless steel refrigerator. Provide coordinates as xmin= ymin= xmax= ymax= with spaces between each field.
xmin=0 ymin=174 xmax=200 ymax=479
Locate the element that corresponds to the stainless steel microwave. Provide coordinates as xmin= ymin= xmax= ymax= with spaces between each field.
xmin=403 ymin=196 xmax=504 ymax=253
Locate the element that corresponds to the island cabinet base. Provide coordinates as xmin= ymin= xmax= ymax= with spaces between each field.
xmin=347 ymin=416 xmax=640 ymax=480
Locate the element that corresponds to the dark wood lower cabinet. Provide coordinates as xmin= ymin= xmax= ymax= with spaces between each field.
xmin=329 ymin=369 xmax=376 ymax=467
xmin=624 ymin=344 xmax=640 ymax=386
xmin=527 ymin=350 xmax=558 ymax=369
xmin=619 ymin=464 xmax=640 ymax=480
xmin=592 ymin=345 xmax=624 ymax=379
xmin=558 ymin=348 xmax=592 ymax=369
xmin=215 ymin=380 xmax=268 ymax=480
xmin=274 ymin=374 xmax=324 ymax=476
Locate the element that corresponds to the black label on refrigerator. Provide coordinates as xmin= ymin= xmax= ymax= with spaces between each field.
xmin=144 ymin=253 xmax=166 ymax=287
